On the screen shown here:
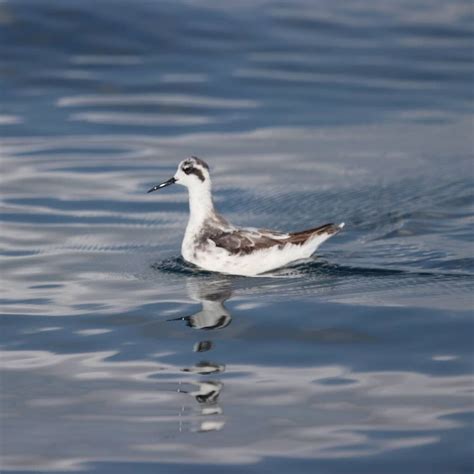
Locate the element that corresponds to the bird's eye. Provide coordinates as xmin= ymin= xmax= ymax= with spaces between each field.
xmin=182 ymin=166 xmax=192 ymax=174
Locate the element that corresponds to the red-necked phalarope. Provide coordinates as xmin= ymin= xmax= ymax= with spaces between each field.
xmin=148 ymin=156 xmax=344 ymax=276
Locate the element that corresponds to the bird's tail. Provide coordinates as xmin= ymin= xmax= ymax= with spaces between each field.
xmin=286 ymin=222 xmax=344 ymax=245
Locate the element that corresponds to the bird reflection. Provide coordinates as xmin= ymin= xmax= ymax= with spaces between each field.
xmin=170 ymin=277 xmax=233 ymax=433
xmin=193 ymin=340 xmax=213 ymax=352
xmin=181 ymin=361 xmax=225 ymax=375
xmin=178 ymin=380 xmax=223 ymax=405
xmin=168 ymin=279 xmax=232 ymax=330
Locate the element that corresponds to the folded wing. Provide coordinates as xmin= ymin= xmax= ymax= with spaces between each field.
xmin=210 ymin=223 xmax=342 ymax=255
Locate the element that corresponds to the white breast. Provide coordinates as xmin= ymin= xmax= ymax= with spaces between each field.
xmin=183 ymin=232 xmax=334 ymax=276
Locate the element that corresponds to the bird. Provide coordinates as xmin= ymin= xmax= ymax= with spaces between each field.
xmin=147 ymin=156 xmax=344 ymax=276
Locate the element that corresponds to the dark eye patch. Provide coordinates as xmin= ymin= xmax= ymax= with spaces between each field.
xmin=182 ymin=165 xmax=205 ymax=182
xmin=182 ymin=159 xmax=194 ymax=173
xmin=181 ymin=158 xmax=206 ymax=182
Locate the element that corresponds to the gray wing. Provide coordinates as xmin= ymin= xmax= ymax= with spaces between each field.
xmin=208 ymin=223 xmax=342 ymax=255
xmin=209 ymin=227 xmax=289 ymax=255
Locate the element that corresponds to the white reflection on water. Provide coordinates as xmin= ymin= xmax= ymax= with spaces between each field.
xmin=57 ymin=94 xmax=259 ymax=109
xmin=1 ymin=275 xmax=473 ymax=471
xmin=1 ymin=0 xmax=472 ymax=471
xmin=0 ymin=115 xmax=23 ymax=125
xmin=70 ymin=55 xmax=144 ymax=65
xmin=69 ymin=112 xmax=216 ymax=126
xmin=1 ymin=346 xmax=472 ymax=470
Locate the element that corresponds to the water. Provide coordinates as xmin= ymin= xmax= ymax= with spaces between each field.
xmin=1 ymin=0 xmax=473 ymax=472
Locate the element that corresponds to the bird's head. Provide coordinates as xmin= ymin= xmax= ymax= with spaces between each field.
xmin=147 ymin=156 xmax=211 ymax=193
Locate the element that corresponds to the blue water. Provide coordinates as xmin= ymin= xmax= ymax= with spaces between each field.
xmin=1 ymin=0 xmax=473 ymax=472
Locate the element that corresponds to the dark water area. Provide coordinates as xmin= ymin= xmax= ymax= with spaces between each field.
xmin=1 ymin=0 xmax=473 ymax=472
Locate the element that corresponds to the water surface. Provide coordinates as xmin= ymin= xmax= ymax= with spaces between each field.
xmin=1 ymin=1 xmax=473 ymax=473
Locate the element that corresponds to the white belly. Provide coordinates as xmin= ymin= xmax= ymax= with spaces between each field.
xmin=182 ymin=234 xmax=333 ymax=276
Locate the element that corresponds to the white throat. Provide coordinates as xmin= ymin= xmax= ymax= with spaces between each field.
xmin=187 ymin=181 xmax=215 ymax=227
xmin=181 ymin=181 xmax=215 ymax=260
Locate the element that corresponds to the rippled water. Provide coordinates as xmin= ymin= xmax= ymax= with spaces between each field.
xmin=1 ymin=1 xmax=473 ymax=473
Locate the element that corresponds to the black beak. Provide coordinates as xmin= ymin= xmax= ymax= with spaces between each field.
xmin=147 ymin=177 xmax=176 ymax=193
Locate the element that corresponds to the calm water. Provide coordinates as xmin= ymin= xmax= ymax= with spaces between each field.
xmin=1 ymin=0 xmax=473 ymax=472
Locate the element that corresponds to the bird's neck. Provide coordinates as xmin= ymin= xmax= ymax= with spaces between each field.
xmin=187 ymin=184 xmax=215 ymax=228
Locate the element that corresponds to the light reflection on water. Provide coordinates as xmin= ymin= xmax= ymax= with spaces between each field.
xmin=2 ymin=276 xmax=473 ymax=471
xmin=0 ymin=0 xmax=473 ymax=472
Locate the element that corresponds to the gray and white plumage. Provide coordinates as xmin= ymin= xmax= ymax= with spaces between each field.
xmin=148 ymin=157 xmax=344 ymax=276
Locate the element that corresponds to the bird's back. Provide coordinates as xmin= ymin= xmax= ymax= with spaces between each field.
xmin=207 ymin=222 xmax=343 ymax=255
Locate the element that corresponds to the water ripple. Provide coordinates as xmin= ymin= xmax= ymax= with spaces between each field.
xmin=1 ymin=0 xmax=473 ymax=471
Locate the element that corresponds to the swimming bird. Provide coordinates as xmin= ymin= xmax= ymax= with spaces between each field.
xmin=147 ymin=156 xmax=344 ymax=276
